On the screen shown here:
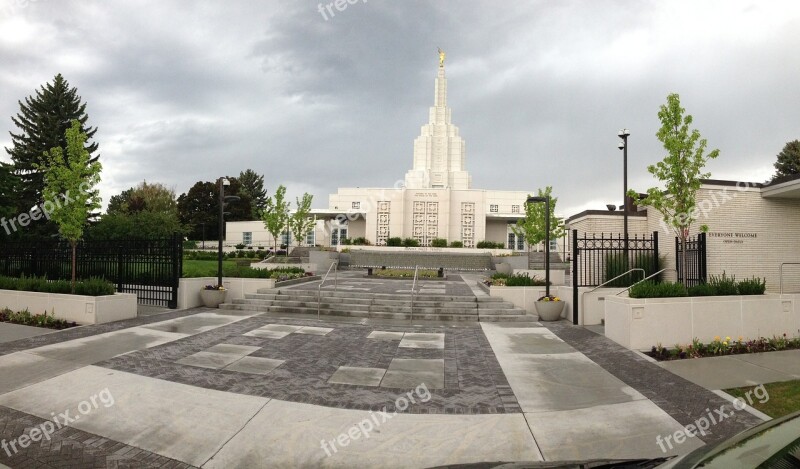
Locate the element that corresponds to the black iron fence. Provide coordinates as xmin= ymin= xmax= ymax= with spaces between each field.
xmin=676 ymin=233 xmax=707 ymax=288
xmin=0 ymin=235 xmax=183 ymax=308
xmin=571 ymin=230 xmax=660 ymax=288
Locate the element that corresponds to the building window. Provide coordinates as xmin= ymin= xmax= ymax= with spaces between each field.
xmin=331 ymin=228 xmax=348 ymax=246
xmin=511 ymin=205 xmax=520 ymax=213
xmin=352 ymin=201 xmax=360 ymax=210
xmin=243 ymin=232 xmax=252 ymax=245
xmin=281 ymin=231 xmax=291 ymax=247
xmin=549 ymin=238 xmax=558 ymax=251
xmin=490 ymin=204 xmax=499 ymax=213
xmin=305 ymin=230 xmax=315 ymax=246
xmin=518 ymin=234 xmax=525 ymax=251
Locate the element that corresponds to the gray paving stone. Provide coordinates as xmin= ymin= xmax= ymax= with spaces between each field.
xmin=176 ymin=351 xmax=241 ymax=369
xmin=399 ymin=332 xmax=445 ymax=349
xmin=367 ymin=331 xmax=405 ymax=341
xmin=224 ymin=356 xmax=285 ymax=375
xmin=204 ymin=344 xmax=260 ymax=356
xmin=295 ymin=326 xmax=334 ymax=336
xmin=382 ymin=358 xmax=445 ymax=389
xmin=328 ymin=366 xmax=386 ymax=386
xmin=243 ymin=328 xmax=292 ymax=339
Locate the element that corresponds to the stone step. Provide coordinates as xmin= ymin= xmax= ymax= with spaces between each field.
xmin=477 ymin=314 xmax=539 ymax=322
xmin=220 ymin=303 xmax=484 ymax=321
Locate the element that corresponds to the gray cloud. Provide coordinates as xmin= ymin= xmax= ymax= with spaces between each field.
xmin=1 ymin=0 xmax=799 ymax=215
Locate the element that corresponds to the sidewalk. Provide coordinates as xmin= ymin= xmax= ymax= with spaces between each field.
xmin=0 ymin=322 xmax=55 ymax=344
xmin=659 ymin=350 xmax=800 ymax=390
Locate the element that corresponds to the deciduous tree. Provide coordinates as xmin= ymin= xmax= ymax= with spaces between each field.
xmin=628 ymin=93 xmax=719 ymax=284
xmin=36 ymin=120 xmax=102 ymax=292
xmin=289 ymin=193 xmax=315 ymax=247
xmin=511 ymin=186 xmax=564 ymax=253
xmin=261 ymin=185 xmax=289 ymax=253
xmin=774 ymin=140 xmax=800 ymax=178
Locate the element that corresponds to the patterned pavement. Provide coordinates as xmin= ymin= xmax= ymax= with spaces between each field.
xmin=97 ymin=316 xmax=520 ymax=414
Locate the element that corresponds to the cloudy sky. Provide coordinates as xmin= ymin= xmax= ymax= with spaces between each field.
xmin=1 ymin=0 xmax=799 ymax=216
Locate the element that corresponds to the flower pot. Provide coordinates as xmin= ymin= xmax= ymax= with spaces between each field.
xmin=535 ymin=300 xmax=564 ymax=321
xmin=200 ymin=289 xmax=226 ymax=308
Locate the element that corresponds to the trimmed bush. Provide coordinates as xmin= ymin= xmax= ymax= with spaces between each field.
xmin=737 ymin=276 xmax=766 ymax=295
xmin=183 ymin=240 xmax=198 ymax=249
xmin=402 ymin=238 xmax=420 ymax=247
xmin=387 ymin=237 xmax=403 ymax=247
xmin=235 ymin=243 xmax=246 ymax=249
xmin=0 ymin=275 xmax=115 ymax=296
xmin=477 ymin=241 xmax=504 ymax=249
xmin=708 ymin=272 xmax=738 ymax=296
xmin=629 ymin=281 xmax=687 ymax=299
xmin=449 ymin=241 xmax=464 ymax=248
xmin=430 ymin=238 xmax=448 ymax=248
xmin=504 ymin=273 xmax=550 ymax=287
xmin=687 ymin=283 xmax=717 ymax=296
xmin=351 ymin=237 xmax=371 ymax=246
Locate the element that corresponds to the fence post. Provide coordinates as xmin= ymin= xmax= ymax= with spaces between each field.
xmin=699 ymin=232 xmax=707 ymax=284
xmin=572 ymin=229 xmax=579 ymax=325
xmin=116 ymin=242 xmax=123 ymax=293
xmin=674 ymin=235 xmax=680 ymax=283
xmin=652 ymin=231 xmax=659 ymax=280
xmin=170 ymin=233 xmax=181 ymax=309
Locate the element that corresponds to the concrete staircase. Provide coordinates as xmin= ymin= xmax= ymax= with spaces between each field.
xmin=349 ymin=250 xmax=493 ymax=271
xmin=528 ymin=251 xmax=570 ymax=271
xmin=220 ymin=289 xmax=537 ymax=322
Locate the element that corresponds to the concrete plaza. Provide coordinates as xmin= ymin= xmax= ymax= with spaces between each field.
xmin=0 ymin=278 xmax=765 ymax=468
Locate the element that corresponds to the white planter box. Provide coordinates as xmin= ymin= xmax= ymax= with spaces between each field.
xmin=489 ymin=286 xmax=549 ymax=313
xmin=605 ymin=294 xmax=799 ymax=350
xmin=177 ymin=277 xmax=277 ymax=309
xmin=0 ymin=289 xmax=137 ymax=325
xmin=512 ymin=269 xmax=566 ymax=286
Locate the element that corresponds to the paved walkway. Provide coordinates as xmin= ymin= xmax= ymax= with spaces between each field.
xmin=0 ymin=277 xmax=769 ymax=467
xmin=0 ymin=323 xmax=54 ymax=345
xmin=659 ymin=350 xmax=800 ymax=390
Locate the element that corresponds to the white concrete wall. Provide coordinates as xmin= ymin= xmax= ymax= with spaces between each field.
xmin=605 ymin=294 xmax=799 ymax=350
xmin=489 ymin=286 xmax=548 ymax=313
xmin=177 ymin=277 xmax=276 ymax=309
xmin=0 ymin=290 xmax=137 ymax=325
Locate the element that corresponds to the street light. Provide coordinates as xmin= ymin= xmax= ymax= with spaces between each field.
xmin=217 ymin=178 xmax=240 ymax=287
xmin=526 ymin=196 xmax=550 ymax=298
xmin=618 ymin=128 xmax=630 ymax=261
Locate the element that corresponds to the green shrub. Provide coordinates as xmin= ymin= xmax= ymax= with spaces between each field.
xmin=503 ymin=273 xmax=550 ymax=287
xmin=341 ymin=237 xmax=353 ymax=245
xmin=351 ymin=237 xmax=371 ymax=246
xmin=687 ymin=283 xmax=717 ymax=296
xmin=246 ymin=250 xmax=257 ymax=259
xmin=491 ymin=272 xmax=509 ymax=280
xmin=604 ymin=253 xmax=661 ymax=288
xmin=0 ymin=275 xmax=114 ymax=296
xmin=387 ymin=237 xmax=403 ymax=247
xmin=0 ymin=307 xmax=77 ymax=329
xmin=73 ymin=277 xmax=116 ymax=296
xmin=430 ymin=238 xmax=448 ymax=248
xmin=402 ymin=238 xmax=420 ymax=247
xmin=629 ymin=281 xmax=687 ymax=298
xmin=449 ymin=241 xmax=464 ymax=248
xmin=235 ymin=243 xmax=246 ymax=249
xmin=737 ymin=276 xmax=766 ymax=295
xmin=708 ymin=271 xmax=738 ymax=296
xmin=183 ymin=240 xmax=198 ymax=249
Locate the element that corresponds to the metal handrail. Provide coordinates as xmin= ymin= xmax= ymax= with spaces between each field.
xmin=578 ymin=268 xmax=645 ymax=326
xmin=317 ymin=260 xmax=338 ymax=319
xmin=410 ymin=265 xmax=420 ymax=322
xmin=616 ymin=268 xmax=677 ymax=296
xmin=780 ymin=262 xmax=800 ymax=294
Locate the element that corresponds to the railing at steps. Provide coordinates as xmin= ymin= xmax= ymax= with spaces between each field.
xmin=317 ymin=260 xmax=338 ymax=319
xmin=410 ymin=265 xmax=419 ymax=323
xmin=615 ymin=268 xmax=677 ymax=296
xmin=579 ymin=268 xmax=645 ymax=326
xmin=780 ymin=262 xmax=800 ymax=294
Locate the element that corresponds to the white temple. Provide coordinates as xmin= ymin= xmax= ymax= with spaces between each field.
xmin=228 ymin=53 xmax=534 ymax=249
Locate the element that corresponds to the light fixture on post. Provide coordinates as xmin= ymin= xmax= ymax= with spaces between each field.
xmin=618 ymin=128 xmax=630 ymax=263
xmin=526 ymin=196 xmax=550 ymax=298
xmin=217 ymin=178 xmax=240 ymax=287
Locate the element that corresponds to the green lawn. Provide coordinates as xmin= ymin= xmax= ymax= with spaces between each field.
xmin=725 ymin=380 xmax=800 ymax=418
xmin=183 ymin=259 xmax=236 ymax=277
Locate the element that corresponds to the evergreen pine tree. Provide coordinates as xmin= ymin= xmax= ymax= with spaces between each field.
xmin=5 ymin=74 xmax=98 ymax=237
xmin=774 ymin=140 xmax=800 ymax=178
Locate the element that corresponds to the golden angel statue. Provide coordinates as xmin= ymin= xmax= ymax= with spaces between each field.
xmin=438 ymin=48 xmax=445 ymax=67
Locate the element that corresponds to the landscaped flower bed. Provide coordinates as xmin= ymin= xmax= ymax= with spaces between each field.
xmin=483 ymin=273 xmax=550 ymax=287
xmin=629 ymin=272 xmax=766 ymax=299
xmin=0 ymin=275 xmax=115 ymax=296
xmin=648 ymin=334 xmax=800 ymax=361
xmin=0 ymin=307 xmax=77 ymax=330
xmin=370 ymin=269 xmax=438 ymax=279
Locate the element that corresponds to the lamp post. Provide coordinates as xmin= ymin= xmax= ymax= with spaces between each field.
xmin=618 ymin=129 xmax=630 ymax=261
xmin=526 ymin=196 xmax=550 ymax=298
xmin=201 ymin=223 xmax=205 ymax=249
xmin=217 ymin=178 xmax=240 ymax=287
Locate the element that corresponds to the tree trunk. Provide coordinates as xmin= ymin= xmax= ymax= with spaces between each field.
xmin=71 ymin=240 xmax=77 ymax=294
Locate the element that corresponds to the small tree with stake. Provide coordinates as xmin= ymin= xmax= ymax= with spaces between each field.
xmin=261 ymin=184 xmax=290 ymax=254
xmin=511 ymin=186 xmax=564 ymax=253
xmin=628 ymin=93 xmax=719 ymax=285
xmin=288 ymin=193 xmax=315 ymax=248
xmin=36 ymin=120 xmax=102 ymax=293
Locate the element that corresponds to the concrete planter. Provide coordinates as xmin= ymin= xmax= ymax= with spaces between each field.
xmin=200 ymin=289 xmax=227 ymax=308
xmin=605 ymin=294 xmax=800 ymax=350
xmin=0 ymin=289 xmax=136 ymax=325
xmin=535 ymin=301 xmax=565 ymax=321
xmin=178 ymin=277 xmax=276 ymax=309
xmin=489 ymin=286 xmax=548 ymax=313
